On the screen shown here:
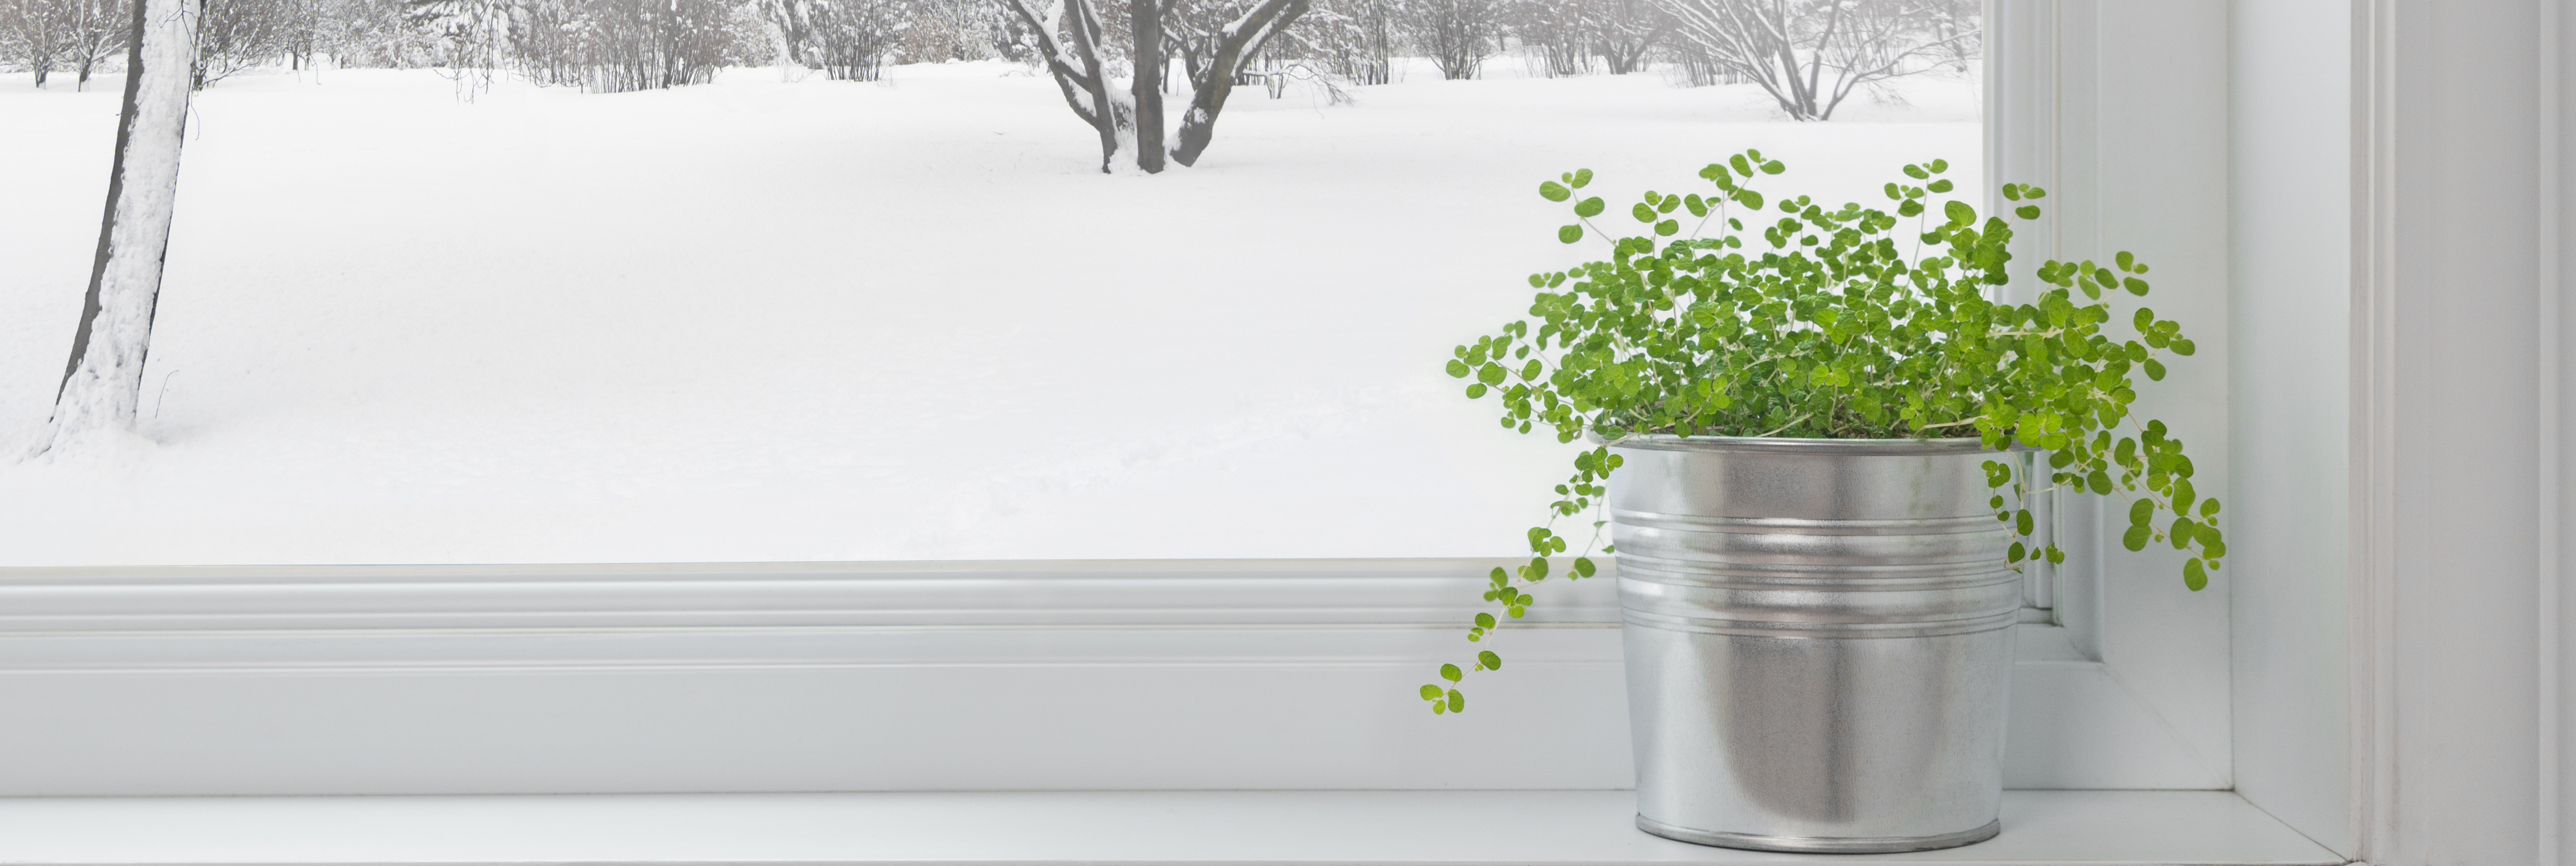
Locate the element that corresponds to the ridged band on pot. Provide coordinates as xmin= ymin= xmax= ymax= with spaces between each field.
xmin=1609 ymin=435 xmax=2020 ymax=853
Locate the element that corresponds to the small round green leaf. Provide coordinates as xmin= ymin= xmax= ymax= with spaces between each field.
xmin=2170 ymin=516 xmax=2199 ymax=549
xmin=1559 ymin=225 xmax=1583 ymax=244
xmin=1575 ymin=197 xmax=1605 ymax=218
xmin=2183 ymin=559 xmax=2209 ymax=591
xmin=1571 ymin=168 xmax=1593 ymax=189
xmin=1420 ymin=684 xmax=1444 ymax=701
xmin=1478 ymin=650 xmax=1502 ymax=670
xmin=1440 ymin=663 xmax=1463 ymax=683
xmin=1539 ymin=180 xmax=1571 ymax=202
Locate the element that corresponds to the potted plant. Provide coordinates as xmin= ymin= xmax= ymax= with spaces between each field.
xmin=1423 ymin=152 xmax=2225 ymax=853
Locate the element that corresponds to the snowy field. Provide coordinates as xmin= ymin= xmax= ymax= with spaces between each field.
xmin=0 ymin=59 xmax=1977 ymax=565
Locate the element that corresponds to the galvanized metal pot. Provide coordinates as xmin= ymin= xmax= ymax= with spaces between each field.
xmin=1609 ymin=435 xmax=2019 ymax=853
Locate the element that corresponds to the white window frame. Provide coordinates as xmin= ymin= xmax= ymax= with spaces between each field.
xmin=6 ymin=4 xmax=2568 ymax=864
xmin=0 ymin=2 xmax=2234 ymax=799
xmin=0 ymin=0 xmax=2221 ymax=794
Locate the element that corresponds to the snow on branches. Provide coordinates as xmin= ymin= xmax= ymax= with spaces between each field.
xmin=1002 ymin=0 xmax=1309 ymax=173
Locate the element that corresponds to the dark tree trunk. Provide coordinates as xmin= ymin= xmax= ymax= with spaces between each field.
xmin=1170 ymin=0 xmax=1307 ymax=167
xmin=1062 ymin=0 xmax=1121 ymax=171
xmin=1002 ymin=0 xmax=1126 ymax=172
xmin=1127 ymin=0 xmax=1164 ymax=173
xmin=49 ymin=0 xmax=200 ymax=449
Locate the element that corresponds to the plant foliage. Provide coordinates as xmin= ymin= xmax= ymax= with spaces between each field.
xmin=1421 ymin=153 xmax=2225 ymax=715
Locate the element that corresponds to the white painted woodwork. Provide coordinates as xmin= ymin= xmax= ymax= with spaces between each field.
xmin=0 ymin=790 xmax=2341 ymax=865
xmin=0 ymin=561 xmax=2210 ymax=795
xmin=1983 ymin=0 xmax=2237 ymax=790
xmin=2340 ymin=0 xmax=2575 ymax=864
xmin=2228 ymin=0 xmax=2358 ymax=857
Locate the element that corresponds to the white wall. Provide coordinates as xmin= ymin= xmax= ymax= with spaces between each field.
xmin=1991 ymin=0 xmax=2239 ymax=789
xmin=2085 ymin=0 xmax=2240 ymax=790
xmin=2346 ymin=1 xmax=2567 ymax=864
xmin=2228 ymin=0 xmax=2354 ymax=856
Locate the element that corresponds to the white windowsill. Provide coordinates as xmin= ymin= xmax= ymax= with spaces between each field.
xmin=0 ymin=790 xmax=2339 ymax=865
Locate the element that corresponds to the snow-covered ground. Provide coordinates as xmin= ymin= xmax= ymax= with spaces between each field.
xmin=0 ymin=59 xmax=1977 ymax=565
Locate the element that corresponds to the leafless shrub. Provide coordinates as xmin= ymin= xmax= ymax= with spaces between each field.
xmin=1503 ymin=0 xmax=1584 ymax=77
xmin=197 ymin=0 xmax=298 ymax=85
xmin=1653 ymin=0 xmax=1973 ymax=119
xmin=1396 ymin=0 xmax=1494 ymax=79
xmin=767 ymin=0 xmax=903 ymax=80
xmin=1588 ymin=0 xmax=1658 ymax=73
xmin=1281 ymin=0 xmax=1388 ymax=84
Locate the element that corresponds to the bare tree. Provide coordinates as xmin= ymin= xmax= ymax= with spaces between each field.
xmin=767 ymin=0 xmax=901 ymax=80
xmin=273 ymin=0 xmax=326 ymax=67
xmin=64 ymin=0 xmax=129 ymax=87
xmin=1504 ymin=0 xmax=1584 ymax=77
xmin=1395 ymin=0 xmax=1493 ymax=79
xmin=1587 ymin=0 xmax=1658 ymax=73
xmin=1920 ymin=0 xmax=1969 ymax=71
xmin=2 ymin=0 xmax=75 ymax=87
xmin=196 ymin=0 xmax=293 ymax=85
xmin=404 ymin=0 xmax=512 ymax=86
xmin=576 ymin=0 xmax=730 ymax=90
xmin=1002 ymin=0 xmax=1308 ymax=173
xmin=49 ymin=0 xmax=201 ymax=451
xmin=406 ymin=0 xmax=736 ymax=90
xmin=326 ymin=0 xmax=446 ymax=67
xmin=1281 ymin=0 xmax=1386 ymax=84
xmin=1654 ymin=0 xmax=1972 ymax=120
xmin=895 ymin=0 xmax=996 ymax=61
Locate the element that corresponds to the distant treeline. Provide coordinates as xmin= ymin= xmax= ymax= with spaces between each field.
xmin=1 ymin=0 xmax=1974 ymax=119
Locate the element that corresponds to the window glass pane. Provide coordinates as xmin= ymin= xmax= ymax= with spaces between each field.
xmin=0 ymin=1 xmax=1980 ymax=565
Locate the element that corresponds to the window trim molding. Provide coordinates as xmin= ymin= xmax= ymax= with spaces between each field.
xmin=0 ymin=557 xmax=2216 ymax=795
xmin=0 ymin=0 xmax=2268 ymax=803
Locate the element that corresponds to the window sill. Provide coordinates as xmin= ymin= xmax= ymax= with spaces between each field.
xmin=0 ymin=561 xmax=2217 ymax=794
xmin=0 ymin=789 xmax=2340 ymax=864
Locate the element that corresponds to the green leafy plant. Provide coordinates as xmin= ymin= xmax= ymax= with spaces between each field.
xmin=1420 ymin=152 xmax=2224 ymax=715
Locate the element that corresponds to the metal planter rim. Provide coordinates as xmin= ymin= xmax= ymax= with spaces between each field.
xmin=1593 ymin=432 xmax=1998 ymax=455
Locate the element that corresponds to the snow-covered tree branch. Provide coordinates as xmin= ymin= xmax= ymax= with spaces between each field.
xmin=1006 ymin=0 xmax=1307 ymax=173
xmin=1167 ymin=0 xmax=1305 ymax=164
